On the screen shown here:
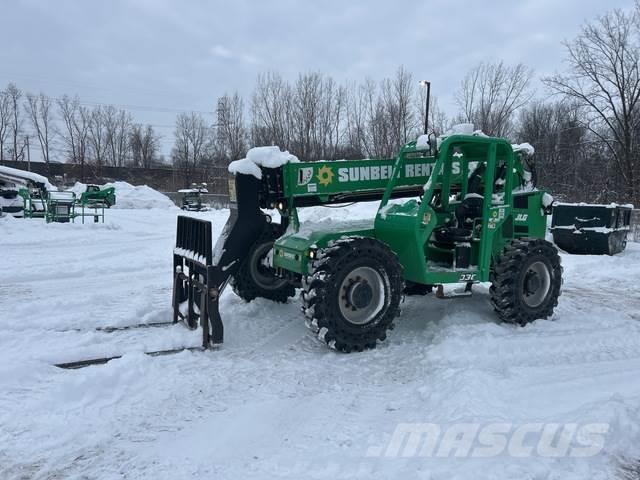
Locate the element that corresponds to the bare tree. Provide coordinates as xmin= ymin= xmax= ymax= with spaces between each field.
xmin=216 ymin=92 xmax=247 ymax=163
xmin=361 ymin=77 xmax=391 ymax=158
xmin=88 ymin=106 xmax=108 ymax=170
xmin=456 ymin=61 xmax=533 ymax=137
xmin=315 ymin=76 xmax=346 ymax=160
xmin=250 ymin=72 xmax=293 ymax=151
xmin=544 ymin=7 xmax=640 ymax=203
xmin=58 ymin=95 xmax=90 ymax=178
xmin=286 ymin=72 xmax=346 ymax=160
xmin=172 ymin=112 xmax=211 ymax=185
xmin=6 ymin=83 xmax=24 ymax=162
xmin=130 ymin=124 xmax=159 ymax=168
xmin=25 ymin=93 xmax=54 ymax=172
xmin=344 ymin=80 xmax=369 ymax=158
xmin=102 ymin=106 xmax=133 ymax=167
xmin=140 ymin=125 xmax=160 ymax=168
xmin=0 ymin=88 xmax=10 ymax=163
xmin=381 ymin=67 xmax=416 ymax=152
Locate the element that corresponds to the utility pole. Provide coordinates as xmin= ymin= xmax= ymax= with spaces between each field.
xmin=419 ymin=80 xmax=431 ymax=135
xmin=26 ymin=135 xmax=31 ymax=171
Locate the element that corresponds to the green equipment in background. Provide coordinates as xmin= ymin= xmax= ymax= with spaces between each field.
xmin=79 ymin=185 xmax=116 ymax=208
xmin=18 ymin=187 xmax=47 ymax=218
xmin=46 ymin=191 xmax=77 ymax=223
xmin=0 ymin=166 xmax=49 ymax=218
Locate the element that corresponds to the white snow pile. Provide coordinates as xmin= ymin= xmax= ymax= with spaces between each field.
xmin=105 ymin=181 xmax=176 ymax=209
xmin=68 ymin=181 xmax=89 ymax=197
xmin=68 ymin=181 xmax=175 ymax=209
xmin=228 ymin=146 xmax=299 ymax=179
xmin=0 ymin=165 xmax=57 ymax=191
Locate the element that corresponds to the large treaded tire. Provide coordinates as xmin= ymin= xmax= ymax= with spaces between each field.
xmin=301 ymin=237 xmax=404 ymax=353
xmin=231 ymin=223 xmax=296 ymax=303
xmin=490 ymin=238 xmax=562 ymax=326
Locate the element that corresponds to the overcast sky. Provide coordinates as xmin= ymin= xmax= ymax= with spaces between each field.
xmin=0 ymin=0 xmax=635 ymax=154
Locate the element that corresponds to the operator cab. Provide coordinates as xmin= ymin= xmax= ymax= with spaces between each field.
xmin=374 ymin=135 xmax=519 ymax=285
xmin=433 ymin=161 xmax=485 ymax=245
xmin=425 ymin=144 xmax=513 ymax=271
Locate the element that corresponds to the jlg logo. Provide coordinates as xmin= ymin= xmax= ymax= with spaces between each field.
xmin=515 ymin=213 xmax=528 ymax=222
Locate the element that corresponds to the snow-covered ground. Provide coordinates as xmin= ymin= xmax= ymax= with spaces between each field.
xmin=1 ymin=205 xmax=640 ymax=479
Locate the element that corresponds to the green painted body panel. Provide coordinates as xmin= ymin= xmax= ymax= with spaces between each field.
xmin=281 ymin=155 xmax=472 ymax=199
xmin=274 ymin=220 xmax=376 ymax=275
xmin=512 ymin=191 xmax=548 ymax=239
xmin=273 ymin=134 xmax=551 ymax=286
xmin=80 ymin=186 xmax=116 ymax=206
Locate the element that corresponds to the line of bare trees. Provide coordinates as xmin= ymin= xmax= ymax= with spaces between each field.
xmin=0 ymin=86 xmax=162 ymax=176
xmin=173 ymin=67 xmax=449 ymax=184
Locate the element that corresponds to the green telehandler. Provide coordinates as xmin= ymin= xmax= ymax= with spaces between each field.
xmin=172 ymin=125 xmax=561 ymax=352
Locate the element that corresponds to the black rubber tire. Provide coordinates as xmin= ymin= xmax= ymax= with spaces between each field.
xmin=230 ymin=223 xmax=296 ymax=303
xmin=301 ymin=237 xmax=404 ymax=352
xmin=490 ymin=238 xmax=562 ymax=326
xmin=404 ymin=281 xmax=433 ymax=296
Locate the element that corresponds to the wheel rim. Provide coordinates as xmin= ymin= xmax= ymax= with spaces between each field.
xmin=249 ymin=242 xmax=289 ymax=290
xmin=338 ymin=266 xmax=385 ymax=325
xmin=522 ymin=260 xmax=551 ymax=308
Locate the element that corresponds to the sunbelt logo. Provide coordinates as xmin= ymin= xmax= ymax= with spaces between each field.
xmin=306 ymin=162 xmax=463 ymax=187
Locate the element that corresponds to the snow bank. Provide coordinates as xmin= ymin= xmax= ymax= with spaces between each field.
xmin=68 ymin=181 xmax=88 ymax=197
xmin=228 ymin=146 xmax=299 ymax=179
xmin=105 ymin=181 xmax=176 ymax=209
xmin=68 ymin=181 xmax=175 ymax=209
